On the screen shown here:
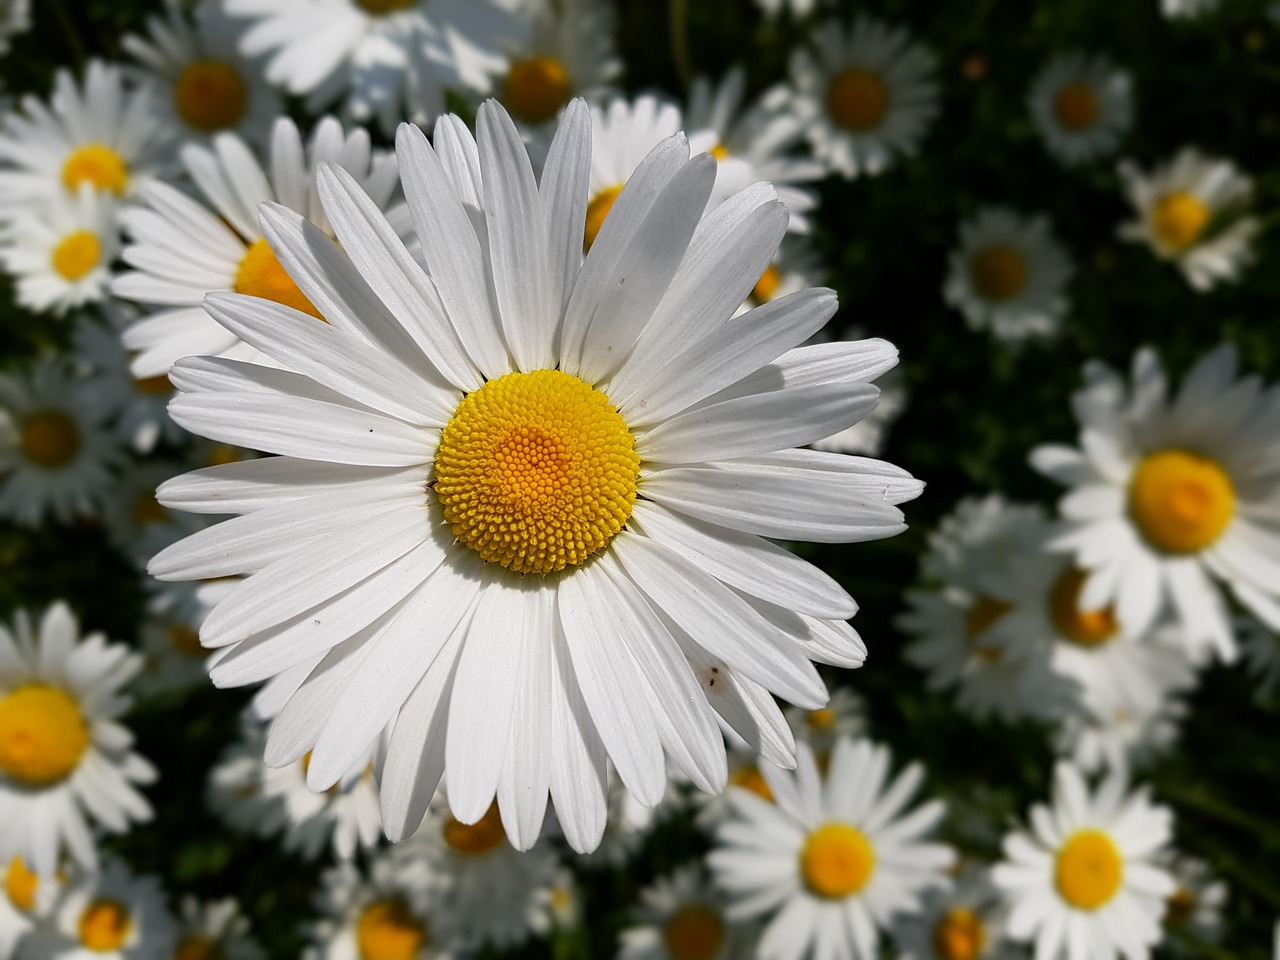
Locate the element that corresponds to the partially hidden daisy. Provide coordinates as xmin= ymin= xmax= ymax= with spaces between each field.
xmin=1028 ymin=51 xmax=1134 ymax=166
xmin=1239 ymin=615 xmax=1280 ymax=698
xmin=783 ymin=686 xmax=865 ymax=757
xmin=892 ymin=865 xmax=1022 ymax=960
xmin=2 ymin=854 xmax=64 ymax=959
xmin=149 ymin=98 xmax=913 ymax=852
xmin=808 ymin=325 xmax=907 ymax=457
xmin=171 ymin=897 xmax=266 ymax=960
xmin=620 ymin=863 xmax=758 ymax=960
xmin=709 ymin=737 xmax=953 ymax=960
xmin=993 ymin=763 xmax=1175 ymax=960
xmin=0 ymin=0 xmax=29 ymax=56
xmin=1161 ymin=854 xmax=1227 ymax=952
xmin=1162 ymin=0 xmax=1219 ymax=18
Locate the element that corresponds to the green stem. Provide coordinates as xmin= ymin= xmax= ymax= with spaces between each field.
xmin=668 ymin=0 xmax=692 ymax=91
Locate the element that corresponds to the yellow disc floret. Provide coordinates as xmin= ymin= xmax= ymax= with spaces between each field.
xmin=235 ymin=238 xmax=325 ymax=320
xmin=827 ymin=68 xmax=889 ymax=131
xmin=78 ymin=899 xmax=132 ymax=951
xmin=442 ymin=802 xmax=507 ymax=856
xmin=174 ymin=59 xmax=248 ymax=133
xmin=662 ymin=904 xmax=725 ymax=960
xmin=133 ymin=374 xmax=172 ymax=396
xmin=584 ymin=185 xmax=623 ymax=252
xmin=434 ymin=369 xmax=639 ymax=576
xmin=504 ymin=56 xmax=572 ymax=126
xmin=1048 ymin=568 xmax=1118 ymax=647
xmin=1055 ymin=829 xmax=1123 ymax=910
xmin=1151 ymin=191 xmax=1209 ymax=252
xmin=355 ymin=899 xmax=425 ymax=960
xmin=1053 ymin=83 xmax=1099 ymax=131
xmin=61 ymin=144 xmax=129 ymax=197
xmin=20 ymin=411 xmax=80 ymax=468
xmin=5 ymin=858 xmax=37 ymax=913
xmin=970 ymin=245 xmax=1028 ymax=302
xmin=800 ymin=823 xmax=876 ymax=899
xmin=932 ymin=907 xmax=986 ymax=960
xmin=0 ymin=684 xmax=90 ymax=786
xmin=728 ymin=763 xmax=774 ymax=802
xmin=1129 ymin=449 xmax=1234 ymax=554
xmin=176 ymin=935 xmax=227 ymax=960
xmin=751 ymin=264 xmax=783 ymax=305
xmin=51 ymin=230 xmax=102 ymax=282
xmin=356 ymin=0 xmax=416 ymax=13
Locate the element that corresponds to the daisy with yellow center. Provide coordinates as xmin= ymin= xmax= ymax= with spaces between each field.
xmin=305 ymin=851 xmax=438 ymax=960
xmin=993 ymin=763 xmax=1175 ymax=960
xmin=892 ymin=866 xmax=1021 ymax=960
xmin=784 ymin=686 xmax=865 ymax=756
xmin=620 ymin=865 xmax=756 ymax=960
xmin=1028 ymin=52 xmax=1133 ymax=166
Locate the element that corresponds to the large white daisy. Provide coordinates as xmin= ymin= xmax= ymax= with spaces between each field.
xmin=1028 ymin=51 xmax=1134 ymax=166
xmin=149 ymin=99 xmax=912 ymax=853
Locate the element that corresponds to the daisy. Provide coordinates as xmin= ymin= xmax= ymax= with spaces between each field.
xmin=171 ymin=897 xmax=266 ymax=960
xmin=2 ymin=855 xmax=64 ymax=959
xmin=575 ymin=768 xmax=667 ymax=869
xmin=1054 ymin=696 xmax=1188 ymax=777
xmin=785 ymin=15 xmax=939 ymax=179
xmin=783 ymin=686 xmax=865 ymax=757
xmin=1161 ymin=855 xmax=1227 ymax=951
xmin=1028 ymin=52 xmax=1134 ymax=166
xmin=620 ymin=864 xmax=758 ymax=960
xmin=1117 ymin=148 xmax=1258 ymax=290
xmin=100 ymin=461 xmax=202 ymax=568
xmin=149 ymin=98 xmax=912 ymax=852
xmin=0 ymin=0 xmax=29 ymax=56
xmin=736 ymin=235 xmax=823 ymax=317
xmin=133 ymin=610 xmax=214 ymax=700
xmin=755 ymin=0 xmax=823 ymax=18
xmin=1162 ymin=0 xmax=1219 ymax=17
xmin=114 ymin=115 xmax=404 ymax=378
xmin=892 ymin=865 xmax=1022 ymax=960
xmin=1239 ymin=615 xmax=1280 ymax=697
xmin=544 ymin=867 xmax=581 ymax=933
xmin=1 ymin=186 xmax=118 ymax=316
xmin=0 ymin=359 xmax=124 ymax=527
xmin=944 ymin=206 xmax=1073 ymax=342
xmin=992 ymin=763 xmax=1175 ymax=960
xmin=693 ymin=744 xmax=782 ymax=829
xmin=122 ymin=0 xmax=282 ymax=147
xmin=1030 ymin=344 xmax=1280 ymax=662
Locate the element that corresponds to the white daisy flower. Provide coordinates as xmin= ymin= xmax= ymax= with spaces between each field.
xmin=736 ymin=234 xmax=823 ymax=317
xmin=620 ymin=864 xmax=758 ymax=960
xmin=0 ymin=0 xmax=29 ymax=56
xmin=122 ymin=0 xmax=282 ymax=148
xmin=224 ymin=0 xmax=523 ymax=135
xmin=1 ymin=186 xmax=118 ymax=316
xmin=992 ymin=763 xmax=1175 ymax=960
xmin=1161 ymin=855 xmax=1227 ymax=952
xmin=0 ymin=359 xmax=124 ymax=527
xmin=783 ymin=686 xmax=865 ymax=756
xmin=944 ymin=206 xmax=1073 ymax=342
xmin=101 ymin=461 xmax=206 ymax=569
xmin=892 ymin=865 xmax=1021 ymax=960
xmin=709 ymin=737 xmax=953 ymax=960
xmin=2 ymin=854 xmax=65 ymax=960
xmin=1239 ymin=615 xmax=1280 ymax=697
xmin=693 ymin=745 xmax=782 ymax=830
xmin=172 ymin=897 xmax=266 ymax=960
xmin=755 ymin=0 xmax=823 ymax=18
xmin=785 ymin=15 xmax=938 ymax=179
xmin=114 ymin=115 xmax=404 ymax=378
xmin=148 ymin=98 xmax=910 ymax=853
xmin=1054 ymin=697 xmax=1188 ymax=778
xmin=207 ymin=721 xmax=284 ymax=839
xmin=574 ymin=767 xmax=682 ymax=869
xmin=1031 ymin=344 xmax=1280 ymax=662
xmin=1162 ymin=0 xmax=1219 ymax=18
xmin=133 ymin=611 xmax=213 ymax=700
xmin=544 ymin=866 xmax=581 ymax=932
xmin=1028 ymin=52 xmax=1134 ymax=166
xmin=1117 ymin=148 xmax=1257 ymax=290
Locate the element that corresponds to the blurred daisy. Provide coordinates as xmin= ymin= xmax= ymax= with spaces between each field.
xmin=0 ymin=0 xmax=29 ymax=56
xmin=993 ymin=763 xmax=1175 ymax=960
xmin=544 ymin=867 xmax=581 ymax=933
xmin=1 ymin=186 xmax=118 ymax=316
xmin=1161 ymin=855 xmax=1227 ymax=950
xmin=620 ymin=864 xmax=757 ymax=960
xmin=1118 ymin=148 xmax=1257 ymax=290
xmin=710 ymin=737 xmax=953 ymax=960
xmin=123 ymin=0 xmax=281 ymax=147
xmin=755 ymin=0 xmax=822 ymax=18
xmin=1239 ymin=615 xmax=1280 ymax=697
xmin=1029 ymin=52 xmax=1134 ymax=166
xmin=2 ymin=855 xmax=63 ymax=959
xmin=693 ymin=745 xmax=780 ymax=829
xmin=893 ymin=865 xmax=1021 ymax=960
xmin=114 ymin=115 xmax=403 ymax=378
xmin=172 ymin=897 xmax=266 ymax=960
xmin=1031 ymin=344 xmax=1280 ymax=662
xmin=133 ymin=610 xmax=213 ymax=699
xmin=0 ymin=359 xmax=123 ymax=527
xmin=809 ymin=326 xmax=907 ymax=457
xmin=944 ymin=206 xmax=1073 ymax=342
xmin=784 ymin=686 xmax=865 ymax=756
xmin=1054 ymin=696 xmax=1188 ymax=777
xmin=100 ymin=461 xmax=201 ymax=568
xmin=1162 ymin=0 xmax=1219 ymax=17
xmin=305 ymin=851 xmax=443 ymax=960
xmin=207 ymin=721 xmax=284 ymax=839
xmin=150 ymin=99 xmax=906 ymax=853
xmin=737 ymin=235 xmax=823 ymax=316
xmin=786 ymin=15 xmax=938 ymax=179
xmin=576 ymin=769 xmax=667 ymax=869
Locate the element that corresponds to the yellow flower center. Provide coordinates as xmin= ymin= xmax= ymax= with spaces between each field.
xmin=584 ymin=185 xmax=623 ymax=252
xmin=807 ymin=708 xmax=836 ymax=730
xmin=709 ymin=143 xmax=730 ymax=161
xmin=174 ymin=59 xmax=248 ymax=133
xmin=0 ymin=684 xmax=90 ymax=786
xmin=1048 ymin=567 xmax=1118 ymax=647
xmin=20 ymin=410 xmax=80 ymax=468
xmin=434 ymin=369 xmax=639 ymax=576
xmin=970 ymin=244 xmax=1028 ymax=302
xmin=1151 ymin=191 xmax=1209 ymax=252
xmin=78 ymin=899 xmax=132 ymax=952
xmin=356 ymin=0 xmax=416 ymax=12
xmin=169 ymin=625 xmax=205 ymax=657
xmin=176 ymin=935 xmax=227 ymax=960
xmin=662 ymin=904 xmax=725 ymax=960
xmin=504 ymin=55 xmax=571 ymax=126
xmin=1129 ymin=449 xmax=1234 ymax=554
xmin=355 ymin=899 xmax=425 ymax=960
xmin=61 ymin=144 xmax=129 ymax=197
xmin=728 ymin=763 xmax=773 ymax=802
xmin=1053 ymin=83 xmax=1099 ymax=131
xmin=1055 ymin=829 xmax=1123 ymax=911
xmin=235 ymin=238 xmax=324 ymax=321
xmin=133 ymin=493 xmax=170 ymax=527
xmin=1164 ymin=886 xmax=1196 ymax=926
xmin=442 ymin=802 xmax=507 ymax=856
xmin=751 ymin=264 xmax=783 ymax=305
xmin=51 ymin=229 xmax=102 ymax=282
xmin=134 ymin=374 xmax=173 ymax=396
xmin=205 ymin=444 xmax=242 ymax=467
xmin=931 ymin=907 xmax=986 ymax=960
xmin=5 ymin=858 xmax=37 ymax=913
xmin=965 ymin=594 xmax=1011 ymax=662
xmin=827 ymin=68 xmax=889 ymax=132
xmin=800 ymin=823 xmax=876 ymax=899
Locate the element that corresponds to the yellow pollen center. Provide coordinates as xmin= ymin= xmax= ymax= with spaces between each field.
xmin=1129 ymin=449 xmax=1234 ymax=554
xmin=78 ymin=899 xmax=132 ymax=952
xmin=1165 ymin=886 xmax=1196 ymax=926
xmin=504 ymin=55 xmax=571 ymax=125
xmin=932 ymin=907 xmax=986 ymax=960
xmin=970 ymin=245 xmax=1028 ymax=302
xmin=20 ymin=410 xmax=80 ymax=468
xmin=709 ymin=143 xmax=730 ymax=161
xmin=807 ymin=708 xmax=836 ymax=730
xmin=827 ymin=68 xmax=889 ymax=131
xmin=134 ymin=374 xmax=173 ymax=396
xmin=1048 ymin=568 xmax=1118 ymax=647
xmin=663 ymin=904 xmax=725 ymax=960
xmin=1055 ymin=829 xmax=1123 ymax=910
xmin=751 ymin=264 xmax=783 ymax=304
xmin=0 ymin=684 xmax=90 ymax=786
xmin=205 ymin=444 xmax=242 ymax=467
xmin=169 ymin=625 xmax=205 ymax=656
xmin=1054 ymin=83 xmax=1100 ymax=131
xmin=5 ymin=858 xmax=37 ymax=912
xmin=355 ymin=899 xmax=425 ymax=960
xmin=133 ymin=493 xmax=170 ymax=527
xmin=800 ymin=823 xmax=876 ymax=899
xmin=1151 ymin=191 xmax=1209 ymax=252
xmin=584 ymin=185 xmax=623 ymax=252
xmin=235 ymin=238 xmax=324 ymax=320
xmin=442 ymin=803 xmax=507 ymax=856
xmin=176 ymin=935 xmax=227 ymax=960
xmin=51 ymin=230 xmax=102 ymax=282
xmin=174 ymin=60 xmax=248 ymax=133
xmin=356 ymin=0 xmax=415 ymax=11
xmin=61 ymin=144 xmax=129 ymax=196
xmin=729 ymin=764 xmax=774 ymax=802
xmin=434 ymin=369 xmax=639 ymax=576
xmin=965 ymin=595 xmax=1011 ymax=662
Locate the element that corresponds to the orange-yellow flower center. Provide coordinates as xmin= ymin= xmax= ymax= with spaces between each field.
xmin=5 ymin=858 xmax=37 ymax=913
xmin=355 ymin=899 xmax=426 ymax=960
xmin=583 ymin=185 xmax=623 ymax=252
xmin=800 ymin=823 xmax=876 ymax=899
xmin=932 ymin=907 xmax=986 ymax=960
xmin=663 ymin=904 xmax=725 ymax=960
xmin=169 ymin=625 xmax=205 ymax=656
xmin=62 ymin=144 xmax=129 ymax=196
xmin=235 ymin=238 xmax=324 ymax=320
xmin=807 ymin=708 xmax=836 ymax=730
xmin=504 ymin=55 xmax=571 ymax=125
xmin=1151 ymin=191 xmax=1209 ymax=252
xmin=1129 ymin=449 xmax=1234 ymax=554
xmin=442 ymin=802 xmax=507 ymax=856
xmin=20 ymin=410 xmax=80 ymax=468
xmin=51 ymin=230 xmax=102 ymax=282
xmin=1053 ymin=83 xmax=1100 ymax=131
xmin=434 ymin=369 xmax=639 ymax=576
xmin=78 ymin=899 xmax=132 ymax=951
xmin=133 ymin=374 xmax=172 ymax=397
xmin=751 ymin=264 xmax=783 ymax=305
xmin=174 ymin=59 xmax=248 ymax=133
xmin=708 ymin=142 xmax=730 ymax=161
xmin=356 ymin=0 xmax=416 ymax=13
xmin=1164 ymin=886 xmax=1197 ymax=927
xmin=1048 ymin=567 xmax=1118 ymax=647
xmin=728 ymin=763 xmax=774 ymax=802
xmin=133 ymin=492 xmax=170 ymax=527
xmin=1055 ymin=829 xmax=1123 ymax=910
xmin=176 ymin=935 xmax=227 ymax=960
xmin=970 ymin=244 xmax=1028 ymax=302
xmin=827 ymin=68 xmax=889 ymax=131
xmin=0 ymin=684 xmax=90 ymax=786
xmin=965 ymin=594 xmax=1012 ymax=662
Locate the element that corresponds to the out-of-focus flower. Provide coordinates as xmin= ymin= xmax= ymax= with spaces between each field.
xmin=1161 ymin=854 xmax=1228 ymax=952
xmin=0 ymin=0 xmax=30 ymax=56
xmin=172 ymin=897 xmax=267 ymax=960
xmin=1239 ymin=615 xmax=1280 ymax=698
xmin=892 ymin=864 xmax=1022 ymax=960
xmin=783 ymin=686 xmax=865 ymax=756
xmin=620 ymin=864 xmax=758 ymax=960
xmin=1 ymin=186 xmax=117 ymax=316
xmin=1028 ymin=51 xmax=1134 ymax=166
xmin=1162 ymin=0 xmax=1219 ymax=19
